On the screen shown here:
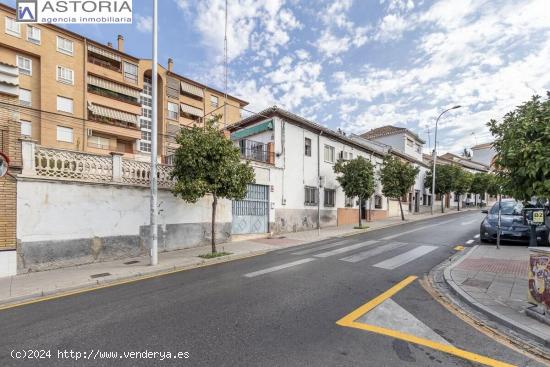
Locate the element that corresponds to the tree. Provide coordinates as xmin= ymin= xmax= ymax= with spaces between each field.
xmin=488 ymin=93 xmax=550 ymax=201
xmin=379 ymin=156 xmax=419 ymax=221
xmin=334 ymin=156 xmax=375 ymax=228
xmin=425 ymin=164 xmax=458 ymax=213
xmin=470 ymin=172 xmax=491 ymax=205
xmin=171 ymin=118 xmax=255 ymax=254
xmin=454 ymin=169 xmax=474 ymax=211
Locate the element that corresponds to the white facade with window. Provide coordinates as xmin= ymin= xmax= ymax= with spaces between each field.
xmin=123 ymin=62 xmax=138 ymax=84
xmin=19 ymin=88 xmax=31 ymax=107
xmin=56 ymin=96 xmax=73 ymax=113
xmin=20 ymin=120 xmax=31 ymax=136
xmin=229 ymin=108 xmax=389 ymax=234
xmin=167 ymin=102 xmax=178 ymax=120
xmin=210 ymin=95 xmax=219 ymax=108
xmin=27 ymin=25 xmax=41 ymax=44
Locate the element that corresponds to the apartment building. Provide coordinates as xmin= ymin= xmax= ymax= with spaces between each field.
xmin=0 ymin=3 xmax=247 ymax=162
xmin=228 ymin=106 xmax=389 ymax=235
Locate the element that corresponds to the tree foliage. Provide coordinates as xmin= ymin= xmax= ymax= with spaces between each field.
xmin=380 ymin=156 xmax=419 ymax=220
xmin=488 ymin=93 xmax=550 ymax=200
xmin=424 ymin=164 xmax=459 ymax=212
xmin=171 ymin=118 xmax=255 ymax=253
xmin=334 ymin=156 xmax=375 ymax=227
xmin=454 ymin=169 xmax=473 ymax=210
xmin=470 ymin=173 xmax=491 ymax=197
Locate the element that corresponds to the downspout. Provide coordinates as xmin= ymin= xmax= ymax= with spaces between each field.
xmin=83 ymin=38 xmax=88 ymax=152
xmin=318 ymin=130 xmax=323 ymax=235
xmin=281 ymin=119 xmax=286 ymax=205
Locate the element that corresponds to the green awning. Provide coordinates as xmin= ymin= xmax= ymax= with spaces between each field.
xmin=231 ymin=120 xmax=273 ymax=140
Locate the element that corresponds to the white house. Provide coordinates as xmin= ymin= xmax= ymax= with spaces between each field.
xmin=228 ymin=107 xmax=390 ymax=235
xmin=470 ymin=142 xmax=496 ymax=169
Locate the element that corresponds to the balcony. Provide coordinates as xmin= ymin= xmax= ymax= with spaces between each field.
xmin=238 ymin=139 xmax=274 ymax=165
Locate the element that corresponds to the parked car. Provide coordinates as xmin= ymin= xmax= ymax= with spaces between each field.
xmin=480 ymin=199 xmax=549 ymax=245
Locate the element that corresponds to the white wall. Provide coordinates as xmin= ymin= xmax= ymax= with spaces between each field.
xmin=17 ymin=179 xmax=231 ymax=243
xmin=471 ymin=146 xmax=496 ymax=167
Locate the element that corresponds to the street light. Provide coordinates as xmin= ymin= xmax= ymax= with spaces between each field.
xmin=430 ymin=105 xmax=462 ymax=215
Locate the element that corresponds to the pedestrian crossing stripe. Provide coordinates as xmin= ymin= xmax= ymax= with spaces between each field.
xmin=336 ymin=276 xmax=515 ymax=367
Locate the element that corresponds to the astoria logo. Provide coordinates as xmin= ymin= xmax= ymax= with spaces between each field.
xmin=16 ymin=0 xmax=132 ymax=24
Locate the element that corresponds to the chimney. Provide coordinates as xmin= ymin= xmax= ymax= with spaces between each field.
xmin=168 ymin=58 xmax=173 ymax=72
xmin=107 ymin=42 xmax=113 ymax=48
xmin=117 ymin=35 xmax=124 ymax=52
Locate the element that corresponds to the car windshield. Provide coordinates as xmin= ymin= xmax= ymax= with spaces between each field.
xmin=489 ymin=201 xmax=523 ymax=215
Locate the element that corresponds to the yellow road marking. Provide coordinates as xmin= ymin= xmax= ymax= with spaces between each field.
xmin=454 ymin=245 xmax=465 ymax=251
xmin=336 ymin=276 xmax=516 ymax=367
xmin=0 ymin=251 xmax=264 ymax=312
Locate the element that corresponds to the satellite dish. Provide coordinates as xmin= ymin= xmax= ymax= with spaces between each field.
xmin=0 ymin=152 xmax=9 ymax=177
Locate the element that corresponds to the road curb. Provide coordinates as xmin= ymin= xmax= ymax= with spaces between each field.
xmin=0 ymin=250 xmax=269 ymax=309
xmin=443 ymin=245 xmax=550 ymax=347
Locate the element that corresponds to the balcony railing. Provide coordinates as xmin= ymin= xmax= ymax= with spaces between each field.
xmin=88 ymin=55 xmax=121 ymax=72
xmin=238 ymin=139 xmax=274 ymax=164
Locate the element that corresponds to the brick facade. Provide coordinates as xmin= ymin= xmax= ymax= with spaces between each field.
xmin=0 ymin=93 xmax=20 ymax=249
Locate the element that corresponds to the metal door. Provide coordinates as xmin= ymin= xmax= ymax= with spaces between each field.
xmin=232 ymin=184 xmax=269 ymax=234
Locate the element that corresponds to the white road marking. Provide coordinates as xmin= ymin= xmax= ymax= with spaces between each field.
xmin=340 ymin=242 xmax=408 ymax=263
xmin=373 ymin=245 xmax=438 ymax=270
xmin=244 ymin=258 xmax=316 ymax=278
xmin=380 ymin=219 xmax=455 ymax=240
xmin=357 ymin=298 xmax=452 ymax=346
xmin=466 ymin=239 xmax=474 ymax=245
xmin=314 ymin=240 xmax=379 ymax=258
xmin=291 ymin=238 xmax=357 ymax=255
xmin=460 ymin=220 xmax=476 ymax=225
xmin=474 ymin=234 xmax=480 ymax=239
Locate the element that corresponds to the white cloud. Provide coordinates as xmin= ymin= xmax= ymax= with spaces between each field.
xmin=135 ymin=15 xmax=152 ymax=33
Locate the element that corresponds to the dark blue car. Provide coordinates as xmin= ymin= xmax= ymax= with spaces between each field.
xmin=480 ymin=199 xmax=549 ymax=245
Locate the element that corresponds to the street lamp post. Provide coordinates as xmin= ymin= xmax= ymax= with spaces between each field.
xmin=430 ymin=105 xmax=462 ymax=215
xmin=150 ymin=0 xmax=158 ymax=265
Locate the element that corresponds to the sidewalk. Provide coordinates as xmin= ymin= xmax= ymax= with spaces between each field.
xmin=0 ymin=208 xmax=477 ymax=308
xmin=444 ymin=244 xmax=550 ymax=346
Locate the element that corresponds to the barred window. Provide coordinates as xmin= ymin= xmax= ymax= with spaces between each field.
xmin=324 ymin=189 xmax=336 ymax=207
xmin=304 ymin=186 xmax=318 ymax=206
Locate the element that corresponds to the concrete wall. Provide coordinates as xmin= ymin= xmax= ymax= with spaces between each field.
xmin=16 ymin=179 xmax=231 ymax=272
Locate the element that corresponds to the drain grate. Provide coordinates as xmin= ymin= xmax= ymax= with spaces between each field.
xmin=123 ymin=260 xmax=140 ymax=265
xmin=462 ymin=278 xmax=491 ymax=289
xmin=90 ymin=272 xmax=111 ymax=279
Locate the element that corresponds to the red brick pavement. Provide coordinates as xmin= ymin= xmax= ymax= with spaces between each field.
xmin=455 ymin=258 xmax=528 ymax=277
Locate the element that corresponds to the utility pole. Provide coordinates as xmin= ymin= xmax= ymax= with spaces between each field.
xmin=150 ymin=0 xmax=158 ymax=266
xmin=430 ymin=105 xmax=461 ymax=215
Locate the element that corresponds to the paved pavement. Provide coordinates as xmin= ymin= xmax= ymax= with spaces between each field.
xmin=0 ymin=210 xmax=546 ymax=366
xmin=444 ymin=243 xmax=550 ymax=345
xmin=0 ymin=208 xmax=476 ymax=307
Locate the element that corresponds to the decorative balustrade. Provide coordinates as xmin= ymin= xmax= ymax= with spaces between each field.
xmin=34 ymin=146 xmax=113 ymax=183
xmin=22 ymin=141 xmax=175 ymax=189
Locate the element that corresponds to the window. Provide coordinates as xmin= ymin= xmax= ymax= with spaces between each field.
xmin=57 ymin=36 xmax=74 ymax=55
xmin=374 ymin=195 xmax=382 ymax=209
xmin=140 ymin=118 xmax=151 ymax=130
xmin=324 ymin=189 xmax=336 ymax=207
xmin=88 ymin=135 xmax=110 ymax=150
xmin=324 ymin=144 xmax=335 ymax=163
xmin=167 ymin=102 xmax=179 ymax=120
xmin=27 ymin=25 xmax=41 ymax=44
xmin=5 ymin=17 xmax=20 ymax=36
xmin=142 ymin=108 xmax=152 ymax=118
xmin=406 ymin=138 xmax=414 ymax=147
xmin=123 ymin=62 xmax=138 ymax=84
xmin=57 ymin=66 xmax=74 ymax=84
xmin=304 ymin=137 xmax=311 ymax=156
xmin=210 ymin=95 xmax=219 ymax=108
xmin=139 ymin=78 xmax=153 ymax=153
xmin=56 ymin=96 xmax=73 ymax=113
xmin=19 ymin=89 xmax=32 ymax=107
xmin=56 ymin=126 xmax=73 ymax=143
xmin=20 ymin=120 xmax=31 ymax=136
xmin=304 ymin=186 xmax=318 ymax=206
xmin=16 ymin=55 xmax=32 ymax=75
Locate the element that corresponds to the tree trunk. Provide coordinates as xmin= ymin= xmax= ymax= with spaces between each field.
xmin=358 ymin=196 xmax=362 ymax=228
xmin=398 ymin=198 xmax=405 ymax=221
xmin=211 ymin=195 xmax=217 ymax=254
xmin=457 ymin=194 xmax=460 ymax=211
xmin=441 ymin=194 xmax=445 ymax=213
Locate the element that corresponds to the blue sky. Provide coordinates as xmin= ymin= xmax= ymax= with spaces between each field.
xmin=7 ymin=0 xmax=550 ymax=154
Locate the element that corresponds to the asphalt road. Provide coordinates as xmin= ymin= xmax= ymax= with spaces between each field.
xmin=0 ymin=211 xmax=544 ymax=367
